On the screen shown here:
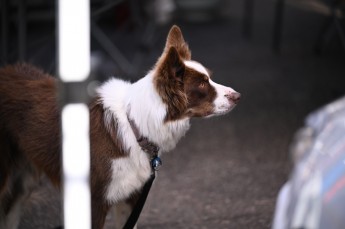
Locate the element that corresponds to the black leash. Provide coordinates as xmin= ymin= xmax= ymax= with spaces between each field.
xmin=122 ymin=171 xmax=155 ymax=229
xmin=124 ymin=117 xmax=162 ymax=229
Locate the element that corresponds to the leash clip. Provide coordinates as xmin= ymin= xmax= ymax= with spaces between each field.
xmin=151 ymin=156 xmax=162 ymax=171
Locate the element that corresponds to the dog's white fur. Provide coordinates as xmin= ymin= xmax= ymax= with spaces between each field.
xmin=98 ymin=71 xmax=191 ymax=205
xmin=210 ymin=80 xmax=238 ymax=116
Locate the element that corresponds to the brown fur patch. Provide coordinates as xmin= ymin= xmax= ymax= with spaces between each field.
xmin=184 ymin=67 xmax=217 ymax=117
xmin=0 ymin=63 xmax=61 ymax=187
xmin=154 ymin=47 xmax=188 ymax=121
xmin=0 ymin=63 xmax=129 ymax=229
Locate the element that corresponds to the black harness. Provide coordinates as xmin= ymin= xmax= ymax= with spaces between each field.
xmin=123 ymin=117 xmax=162 ymax=229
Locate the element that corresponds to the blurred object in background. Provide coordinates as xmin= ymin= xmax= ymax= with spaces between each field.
xmin=273 ymin=0 xmax=345 ymax=53
xmin=0 ymin=0 xmax=177 ymax=76
xmin=174 ymin=0 xmax=225 ymax=22
xmin=272 ymin=95 xmax=345 ymax=229
xmin=153 ymin=0 xmax=176 ymax=25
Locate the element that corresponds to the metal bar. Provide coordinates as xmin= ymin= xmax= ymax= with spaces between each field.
xmin=18 ymin=0 xmax=26 ymax=61
xmin=314 ymin=16 xmax=333 ymax=53
xmin=91 ymin=20 xmax=133 ymax=76
xmin=314 ymin=0 xmax=344 ymax=53
xmin=333 ymin=8 xmax=345 ymax=51
xmin=273 ymin=0 xmax=285 ymax=53
xmin=57 ymin=1 xmax=91 ymax=229
xmin=1 ymin=0 xmax=8 ymax=63
xmin=91 ymin=0 xmax=123 ymax=19
xmin=242 ymin=0 xmax=254 ymax=39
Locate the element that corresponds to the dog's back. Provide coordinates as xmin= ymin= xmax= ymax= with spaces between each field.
xmin=0 ymin=64 xmax=61 ymax=228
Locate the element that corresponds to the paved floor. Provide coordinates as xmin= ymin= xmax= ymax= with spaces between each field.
xmin=5 ymin=0 xmax=345 ymax=228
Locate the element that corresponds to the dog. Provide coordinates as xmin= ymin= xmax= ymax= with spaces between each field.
xmin=0 ymin=25 xmax=240 ymax=229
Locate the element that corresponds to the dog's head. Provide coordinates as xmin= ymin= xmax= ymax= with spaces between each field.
xmin=153 ymin=25 xmax=240 ymax=121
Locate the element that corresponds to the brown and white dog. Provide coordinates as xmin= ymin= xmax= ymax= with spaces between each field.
xmin=0 ymin=25 xmax=240 ymax=229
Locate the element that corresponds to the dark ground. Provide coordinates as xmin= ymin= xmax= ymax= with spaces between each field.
xmin=2 ymin=0 xmax=345 ymax=228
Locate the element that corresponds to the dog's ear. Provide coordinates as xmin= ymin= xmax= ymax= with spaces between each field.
xmin=165 ymin=46 xmax=185 ymax=82
xmin=154 ymin=46 xmax=186 ymax=86
xmin=154 ymin=46 xmax=188 ymax=121
xmin=164 ymin=25 xmax=191 ymax=60
xmin=155 ymin=46 xmax=185 ymax=82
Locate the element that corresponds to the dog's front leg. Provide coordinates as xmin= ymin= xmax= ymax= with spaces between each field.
xmin=113 ymin=193 xmax=139 ymax=229
xmin=91 ymin=197 xmax=110 ymax=229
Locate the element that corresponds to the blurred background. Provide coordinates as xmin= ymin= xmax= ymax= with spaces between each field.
xmin=1 ymin=0 xmax=345 ymax=228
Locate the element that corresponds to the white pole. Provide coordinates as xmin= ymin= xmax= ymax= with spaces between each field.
xmin=58 ymin=0 xmax=91 ymax=229
xmin=58 ymin=0 xmax=90 ymax=81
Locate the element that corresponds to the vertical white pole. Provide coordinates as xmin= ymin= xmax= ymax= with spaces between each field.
xmin=58 ymin=0 xmax=91 ymax=229
xmin=58 ymin=0 xmax=90 ymax=81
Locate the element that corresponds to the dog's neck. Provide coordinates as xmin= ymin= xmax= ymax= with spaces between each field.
xmin=98 ymin=72 xmax=190 ymax=154
xmin=126 ymin=72 xmax=190 ymax=153
xmin=127 ymin=114 xmax=159 ymax=157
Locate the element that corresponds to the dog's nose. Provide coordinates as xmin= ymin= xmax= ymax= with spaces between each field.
xmin=226 ymin=92 xmax=241 ymax=104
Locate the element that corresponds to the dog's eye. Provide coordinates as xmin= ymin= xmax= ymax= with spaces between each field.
xmin=199 ymin=81 xmax=207 ymax=89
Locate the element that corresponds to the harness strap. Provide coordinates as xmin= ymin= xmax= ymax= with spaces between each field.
xmin=128 ymin=117 xmax=159 ymax=157
xmin=124 ymin=115 xmax=161 ymax=229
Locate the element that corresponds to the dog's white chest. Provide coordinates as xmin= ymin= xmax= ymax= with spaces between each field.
xmin=105 ymin=150 xmax=151 ymax=203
